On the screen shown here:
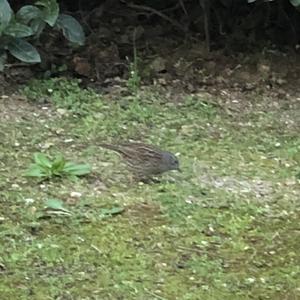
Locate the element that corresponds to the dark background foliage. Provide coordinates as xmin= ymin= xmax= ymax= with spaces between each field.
xmin=8 ymin=0 xmax=300 ymax=48
xmin=2 ymin=0 xmax=300 ymax=91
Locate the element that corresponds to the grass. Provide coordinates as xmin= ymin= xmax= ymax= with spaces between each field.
xmin=0 ymin=79 xmax=299 ymax=299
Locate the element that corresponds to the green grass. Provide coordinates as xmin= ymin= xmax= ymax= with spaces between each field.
xmin=0 ymin=79 xmax=299 ymax=299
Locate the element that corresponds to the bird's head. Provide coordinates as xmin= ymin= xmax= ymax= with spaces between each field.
xmin=163 ymin=152 xmax=181 ymax=172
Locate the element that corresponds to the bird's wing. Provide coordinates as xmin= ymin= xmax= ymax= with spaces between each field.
xmin=99 ymin=143 xmax=138 ymax=160
xmin=98 ymin=143 xmax=120 ymax=152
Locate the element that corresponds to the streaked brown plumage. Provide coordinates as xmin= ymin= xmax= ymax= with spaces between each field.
xmin=99 ymin=142 xmax=180 ymax=179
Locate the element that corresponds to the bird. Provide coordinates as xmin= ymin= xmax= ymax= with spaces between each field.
xmin=99 ymin=142 xmax=180 ymax=181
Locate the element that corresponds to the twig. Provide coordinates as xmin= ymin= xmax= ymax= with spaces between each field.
xmin=122 ymin=1 xmax=186 ymax=33
xmin=177 ymin=245 xmax=206 ymax=254
xmin=161 ymin=2 xmax=181 ymax=13
xmin=4 ymin=63 xmax=35 ymax=68
xmin=199 ymin=0 xmax=210 ymax=53
xmin=91 ymin=244 xmax=102 ymax=254
xmin=179 ymin=0 xmax=188 ymax=16
xmin=144 ymin=288 xmax=167 ymax=300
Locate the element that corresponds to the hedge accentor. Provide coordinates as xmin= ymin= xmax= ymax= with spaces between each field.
xmin=99 ymin=142 xmax=180 ymax=180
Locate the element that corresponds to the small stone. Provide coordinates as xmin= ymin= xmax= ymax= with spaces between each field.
xmin=24 ymin=198 xmax=35 ymax=204
xmin=57 ymin=108 xmax=68 ymax=115
xmin=70 ymin=192 xmax=82 ymax=198
xmin=246 ymin=278 xmax=256 ymax=284
xmin=64 ymin=139 xmax=74 ymax=143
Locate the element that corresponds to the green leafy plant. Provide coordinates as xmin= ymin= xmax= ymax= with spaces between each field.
xmin=127 ymin=29 xmax=141 ymax=94
xmin=99 ymin=207 xmax=124 ymax=219
xmin=44 ymin=198 xmax=72 ymax=216
xmin=127 ymin=60 xmax=141 ymax=95
xmin=0 ymin=0 xmax=85 ymax=70
xmin=25 ymin=153 xmax=91 ymax=180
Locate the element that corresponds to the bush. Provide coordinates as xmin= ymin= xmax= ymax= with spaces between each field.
xmin=0 ymin=0 xmax=85 ymax=71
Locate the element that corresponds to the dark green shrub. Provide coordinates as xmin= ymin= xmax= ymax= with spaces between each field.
xmin=0 ymin=0 xmax=85 ymax=70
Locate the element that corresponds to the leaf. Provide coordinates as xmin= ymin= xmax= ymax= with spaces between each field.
xmin=7 ymin=37 xmax=41 ymax=63
xmin=16 ymin=5 xmax=42 ymax=24
xmin=99 ymin=207 xmax=124 ymax=218
xmin=5 ymin=22 xmax=34 ymax=38
xmin=24 ymin=164 xmax=47 ymax=177
xmin=30 ymin=18 xmax=46 ymax=36
xmin=290 ymin=0 xmax=300 ymax=7
xmin=51 ymin=155 xmax=66 ymax=173
xmin=63 ymin=162 xmax=91 ymax=176
xmin=0 ymin=0 xmax=12 ymax=33
xmin=45 ymin=198 xmax=70 ymax=213
xmin=35 ymin=0 xmax=59 ymax=26
xmin=55 ymin=14 xmax=85 ymax=45
xmin=33 ymin=153 xmax=52 ymax=168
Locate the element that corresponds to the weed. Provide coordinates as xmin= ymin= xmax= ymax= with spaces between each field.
xmin=24 ymin=152 xmax=91 ymax=180
xmin=127 ymin=29 xmax=141 ymax=94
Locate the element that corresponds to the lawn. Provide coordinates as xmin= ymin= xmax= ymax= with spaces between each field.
xmin=0 ymin=78 xmax=299 ymax=299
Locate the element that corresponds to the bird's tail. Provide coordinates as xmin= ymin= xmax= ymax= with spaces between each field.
xmin=98 ymin=143 xmax=135 ymax=159
xmin=98 ymin=143 xmax=121 ymax=152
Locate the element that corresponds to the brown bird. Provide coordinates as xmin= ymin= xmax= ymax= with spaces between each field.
xmin=99 ymin=142 xmax=180 ymax=180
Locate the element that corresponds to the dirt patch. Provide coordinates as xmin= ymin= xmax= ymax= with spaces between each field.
xmin=193 ymin=162 xmax=273 ymax=198
xmin=0 ymin=95 xmax=52 ymax=122
xmin=125 ymin=201 xmax=163 ymax=220
xmin=199 ymin=175 xmax=273 ymax=198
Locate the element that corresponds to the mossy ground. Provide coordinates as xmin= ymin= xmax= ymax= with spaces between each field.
xmin=0 ymin=79 xmax=299 ymax=299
